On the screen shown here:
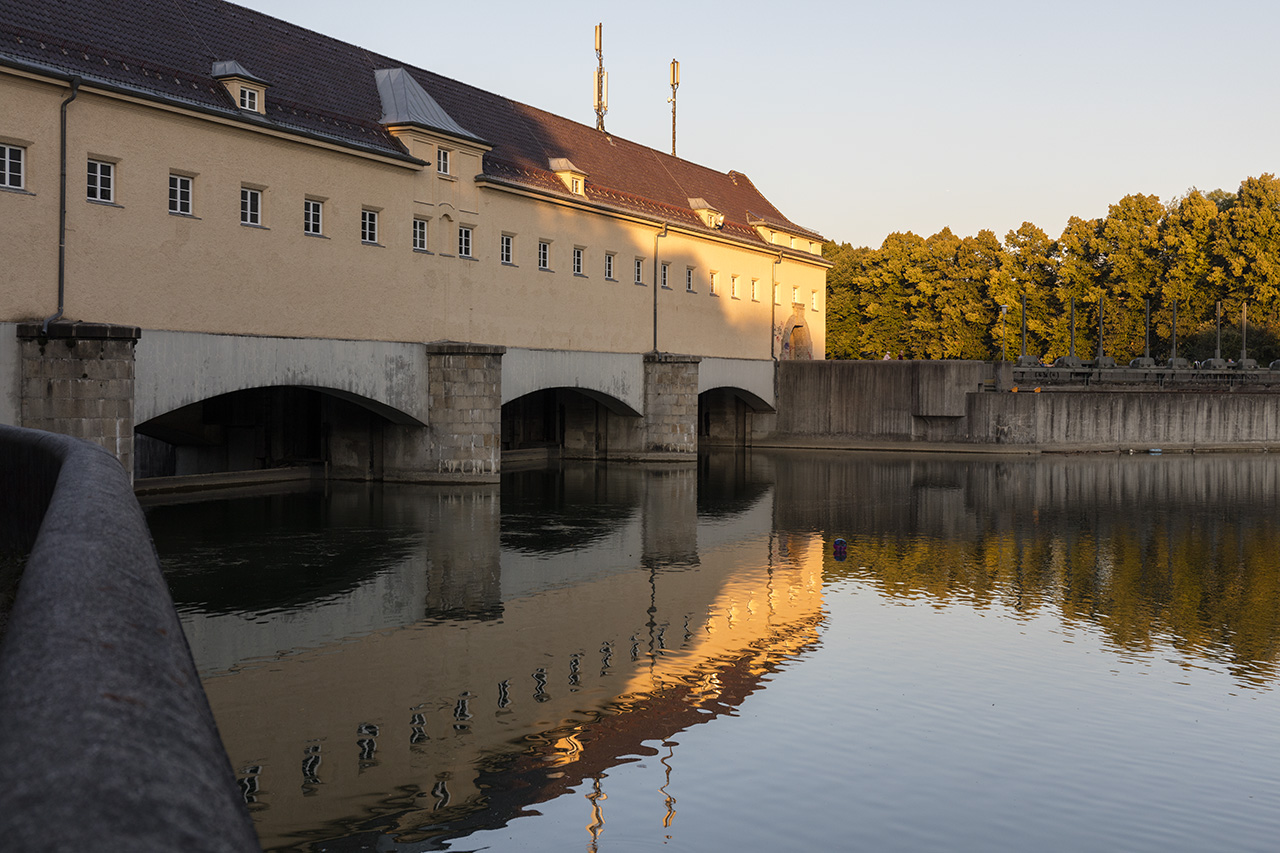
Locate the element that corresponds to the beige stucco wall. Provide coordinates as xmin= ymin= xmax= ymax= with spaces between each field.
xmin=1 ymin=69 xmax=826 ymax=361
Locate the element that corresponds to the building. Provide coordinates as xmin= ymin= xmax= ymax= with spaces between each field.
xmin=0 ymin=0 xmax=829 ymax=482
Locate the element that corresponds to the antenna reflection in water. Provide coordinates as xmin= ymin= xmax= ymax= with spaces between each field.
xmin=148 ymin=451 xmax=1280 ymax=852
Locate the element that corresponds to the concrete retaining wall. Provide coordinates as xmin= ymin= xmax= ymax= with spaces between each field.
xmin=0 ymin=425 xmax=257 ymax=851
xmin=969 ymin=391 xmax=1280 ymax=450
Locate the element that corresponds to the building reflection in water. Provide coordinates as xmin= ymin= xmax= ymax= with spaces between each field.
xmin=148 ymin=457 xmax=823 ymax=850
xmin=147 ymin=450 xmax=1280 ymax=850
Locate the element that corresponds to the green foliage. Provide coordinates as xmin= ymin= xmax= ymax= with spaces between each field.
xmin=824 ymin=175 xmax=1280 ymax=362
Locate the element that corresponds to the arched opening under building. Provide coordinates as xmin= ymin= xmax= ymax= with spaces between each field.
xmin=502 ymin=387 xmax=640 ymax=463
xmin=134 ymin=385 xmax=417 ymax=481
xmin=697 ymin=386 xmax=774 ymax=448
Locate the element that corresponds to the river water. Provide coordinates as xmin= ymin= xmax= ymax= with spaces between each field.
xmin=145 ymin=450 xmax=1280 ymax=852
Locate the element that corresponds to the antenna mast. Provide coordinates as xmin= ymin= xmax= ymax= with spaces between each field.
xmin=668 ymin=59 xmax=679 ymax=155
xmin=594 ymin=24 xmax=608 ymax=132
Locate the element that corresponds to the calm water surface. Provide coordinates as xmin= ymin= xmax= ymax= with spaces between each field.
xmin=146 ymin=451 xmax=1280 ymax=852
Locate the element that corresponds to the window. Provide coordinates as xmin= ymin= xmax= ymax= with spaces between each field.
xmin=635 ymin=258 xmax=644 ymax=285
xmin=538 ymin=241 xmax=550 ymax=270
xmin=1 ymin=144 xmax=23 ymax=189
xmin=413 ymin=218 xmax=428 ymax=251
xmin=661 ymin=263 xmax=669 ymax=288
xmin=773 ymin=283 xmax=780 ymax=305
xmin=437 ymin=148 xmax=450 ymax=174
xmin=168 ymin=174 xmax=192 ymax=215
xmin=304 ymin=199 xmax=323 ymax=235
xmin=239 ymin=87 xmax=258 ymax=111
xmin=811 ymin=290 xmax=819 ymax=311
xmin=731 ymin=275 xmax=739 ymax=299
xmin=361 ymin=208 xmax=378 ymax=243
xmin=605 ymin=253 xmax=615 ymax=280
xmin=87 ymin=159 xmax=114 ymax=202
xmin=500 ymin=234 xmax=513 ymax=264
xmin=240 ymin=187 xmax=261 ymax=225
xmin=709 ymin=271 xmax=718 ymax=296
xmin=792 ymin=286 xmax=799 ymax=304
xmin=573 ymin=247 xmax=583 ymax=275
xmin=571 ymin=177 xmax=581 ymax=194
xmin=751 ymin=279 xmax=759 ymax=301
xmin=685 ymin=268 xmax=694 ymax=292
xmin=458 ymin=226 xmax=472 ymax=257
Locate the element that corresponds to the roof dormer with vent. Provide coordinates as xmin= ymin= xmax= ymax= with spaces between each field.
xmin=688 ymin=198 xmax=725 ymax=230
xmin=212 ymin=60 xmax=268 ymax=115
xmin=375 ymin=67 xmax=489 ymax=161
xmin=549 ymin=158 xmax=588 ymax=196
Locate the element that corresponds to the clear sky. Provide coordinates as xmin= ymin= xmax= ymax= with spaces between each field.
xmin=234 ymin=0 xmax=1280 ymax=249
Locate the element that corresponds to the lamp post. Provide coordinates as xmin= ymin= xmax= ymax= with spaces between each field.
xmin=999 ymin=304 xmax=1009 ymax=361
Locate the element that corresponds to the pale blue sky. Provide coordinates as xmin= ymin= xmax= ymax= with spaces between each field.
xmin=235 ymin=0 xmax=1280 ymax=249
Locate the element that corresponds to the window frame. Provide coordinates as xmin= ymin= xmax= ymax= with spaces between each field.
xmin=87 ymin=159 xmax=114 ymax=203
xmin=413 ymin=217 xmax=429 ymax=251
xmin=361 ymin=208 xmax=379 ymax=244
xmin=168 ymin=173 xmax=193 ymax=215
xmin=437 ymin=148 xmax=450 ymax=175
xmin=605 ymin=252 xmax=615 ymax=280
xmin=635 ymin=258 xmax=645 ymax=285
xmin=572 ymin=246 xmax=584 ymax=275
xmin=538 ymin=240 xmax=550 ymax=270
xmin=240 ymin=187 xmax=262 ymax=226
xmin=500 ymin=233 xmax=513 ymax=264
xmin=685 ymin=267 xmax=694 ymax=293
xmin=239 ymin=87 xmax=258 ymax=112
xmin=458 ymin=225 xmax=473 ymax=257
xmin=0 ymin=144 xmax=24 ymax=190
xmin=303 ymin=198 xmax=323 ymax=236
xmin=661 ymin=262 xmax=670 ymax=289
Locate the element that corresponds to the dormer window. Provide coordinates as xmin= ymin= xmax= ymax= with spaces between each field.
xmin=212 ymin=61 xmax=268 ymax=116
xmin=688 ymin=198 xmax=725 ymax=230
xmin=549 ymin=158 xmax=587 ymax=196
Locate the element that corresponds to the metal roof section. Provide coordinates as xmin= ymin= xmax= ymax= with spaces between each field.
xmin=375 ymin=67 xmax=483 ymax=143
xmin=210 ymin=60 xmax=267 ymax=85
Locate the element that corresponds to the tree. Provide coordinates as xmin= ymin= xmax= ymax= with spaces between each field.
xmin=998 ymin=222 xmax=1057 ymax=360
xmin=1158 ymin=190 xmax=1219 ymax=353
xmin=1096 ymin=193 xmax=1165 ymax=359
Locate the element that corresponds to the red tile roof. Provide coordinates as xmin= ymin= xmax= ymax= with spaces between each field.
xmin=1 ymin=0 xmax=825 ymax=250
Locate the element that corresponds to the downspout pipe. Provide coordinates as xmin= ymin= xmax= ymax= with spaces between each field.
xmin=652 ymin=224 xmax=668 ymax=352
xmin=770 ymin=252 xmax=783 ymax=360
xmin=43 ymin=76 xmax=80 ymax=335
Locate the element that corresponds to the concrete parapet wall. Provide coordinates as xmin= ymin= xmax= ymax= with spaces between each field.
xmin=772 ymin=359 xmax=992 ymax=441
xmin=968 ymin=391 xmax=1280 ymax=450
xmin=0 ymin=425 xmax=257 ymax=851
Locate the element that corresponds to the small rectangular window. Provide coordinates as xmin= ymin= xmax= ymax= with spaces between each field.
xmin=793 ymin=286 xmax=799 ymax=304
xmin=811 ymin=290 xmax=819 ymax=311
xmin=661 ymin=263 xmax=669 ymax=288
xmin=774 ymin=283 xmax=780 ymax=305
xmin=709 ymin=271 xmax=718 ymax=296
xmin=413 ymin=218 xmax=428 ymax=251
xmin=304 ymin=199 xmax=323 ymax=235
xmin=635 ymin=258 xmax=644 ymax=285
xmin=0 ymin=144 xmax=24 ymax=189
xmin=240 ymin=187 xmax=261 ymax=225
xmin=500 ymin=234 xmax=513 ymax=264
xmin=751 ymin=279 xmax=759 ymax=301
xmin=573 ymin=247 xmax=583 ymax=275
xmin=731 ymin=275 xmax=739 ymax=299
xmin=361 ymin=208 xmax=378 ymax=243
xmin=239 ymin=87 xmax=258 ymax=111
xmin=168 ymin=174 xmax=192 ymax=215
xmin=458 ymin=225 xmax=472 ymax=257
xmin=605 ymin=253 xmax=615 ymax=280
xmin=685 ymin=268 xmax=694 ymax=292
xmin=437 ymin=148 xmax=450 ymax=174
xmin=538 ymin=241 xmax=550 ymax=270
xmin=87 ymin=159 xmax=114 ymax=203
